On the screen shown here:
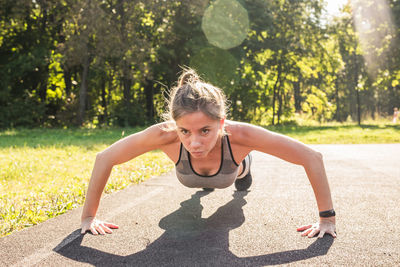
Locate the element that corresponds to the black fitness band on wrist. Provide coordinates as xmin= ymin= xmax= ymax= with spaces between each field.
xmin=319 ymin=209 xmax=336 ymax=218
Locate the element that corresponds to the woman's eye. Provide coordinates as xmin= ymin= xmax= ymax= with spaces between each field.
xmin=181 ymin=129 xmax=188 ymax=135
xmin=202 ymin=129 xmax=209 ymax=134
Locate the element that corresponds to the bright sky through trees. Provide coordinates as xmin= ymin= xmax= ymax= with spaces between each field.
xmin=326 ymin=0 xmax=348 ymax=16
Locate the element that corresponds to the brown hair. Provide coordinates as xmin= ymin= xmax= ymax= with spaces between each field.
xmin=163 ymin=68 xmax=228 ymax=123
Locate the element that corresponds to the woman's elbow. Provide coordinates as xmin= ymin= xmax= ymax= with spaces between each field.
xmin=95 ymin=150 xmax=114 ymax=167
xmin=304 ymin=150 xmax=324 ymax=168
xmin=315 ymin=151 xmax=323 ymax=161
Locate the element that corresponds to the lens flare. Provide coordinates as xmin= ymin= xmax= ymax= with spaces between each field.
xmin=190 ymin=47 xmax=239 ymax=92
xmin=202 ymin=0 xmax=249 ymax=50
xmin=350 ymin=0 xmax=397 ymax=75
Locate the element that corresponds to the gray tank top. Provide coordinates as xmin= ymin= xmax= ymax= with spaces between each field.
xmin=175 ymin=135 xmax=240 ymax=189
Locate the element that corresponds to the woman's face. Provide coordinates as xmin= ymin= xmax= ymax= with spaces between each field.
xmin=175 ymin=111 xmax=224 ymax=159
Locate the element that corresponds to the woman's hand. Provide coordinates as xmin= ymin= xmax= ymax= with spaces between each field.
xmin=81 ymin=217 xmax=119 ymax=235
xmin=297 ymin=217 xmax=336 ymax=238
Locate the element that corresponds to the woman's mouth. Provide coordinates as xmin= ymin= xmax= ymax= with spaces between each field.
xmin=191 ymin=151 xmax=203 ymax=156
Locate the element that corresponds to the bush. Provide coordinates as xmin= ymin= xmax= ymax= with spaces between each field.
xmin=0 ymin=95 xmax=46 ymax=128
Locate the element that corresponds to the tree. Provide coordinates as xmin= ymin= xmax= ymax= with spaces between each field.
xmin=0 ymin=0 xmax=72 ymax=127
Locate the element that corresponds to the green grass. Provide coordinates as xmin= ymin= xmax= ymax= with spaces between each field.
xmin=0 ymin=127 xmax=174 ymax=238
xmin=0 ymin=123 xmax=399 ymax=238
xmin=266 ymin=123 xmax=400 ymax=144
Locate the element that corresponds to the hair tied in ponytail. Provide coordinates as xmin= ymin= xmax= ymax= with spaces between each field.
xmin=178 ymin=68 xmax=200 ymax=87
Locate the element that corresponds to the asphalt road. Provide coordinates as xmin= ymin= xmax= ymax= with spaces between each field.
xmin=1 ymin=144 xmax=399 ymax=266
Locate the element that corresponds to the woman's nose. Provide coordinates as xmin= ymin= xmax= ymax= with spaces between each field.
xmin=190 ymin=136 xmax=201 ymax=148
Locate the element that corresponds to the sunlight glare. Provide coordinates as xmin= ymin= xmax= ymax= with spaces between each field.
xmin=350 ymin=0 xmax=397 ymax=76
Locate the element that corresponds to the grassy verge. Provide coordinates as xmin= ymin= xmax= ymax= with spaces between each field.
xmin=266 ymin=123 xmax=400 ymax=144
xmin=0 ymin=127 xmax=174 ymax=238
xmin=0 ymin=123 xmax=399 ymax=237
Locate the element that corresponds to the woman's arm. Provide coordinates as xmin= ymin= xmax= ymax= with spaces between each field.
xmin=230 ymin=122 xmax=336 ymax=238
xmin=81 ymin=123 xmax=177 ymax=235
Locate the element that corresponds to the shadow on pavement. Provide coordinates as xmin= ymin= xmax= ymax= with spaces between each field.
xmin=54 ymin=190 xmax=334 ymax=266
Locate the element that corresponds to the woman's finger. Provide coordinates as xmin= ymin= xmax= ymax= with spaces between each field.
xmin=328 ymin=230 xmax=337 ymax=238
xmin=96 ymin=224 xmax=107 ymax=235
xmin=81 ymin=219 xmax=118 ymax=235
xmin=90 ymin=226 xmax=99 ymax=235
xmin=101 ymin=224 xmax=113 ymax=234
xmin=301 ymin=228 xmax=312 ymax=237
xmin=297 ymin=224 xmax=312 ymax=232
xmin=318 ymin=230 xmax=326 ymax=238
xmin=81 ymin=226 xmax=88 ymax=234
xmin=104 ymin=222 xmax=119 ymax=229
xmin=307 ymin=228 xmax=319 ymax=238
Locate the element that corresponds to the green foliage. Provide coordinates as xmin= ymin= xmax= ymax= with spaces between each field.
xmin=190 ymin=46 xmax=240 ymax=93
xmin=1 ymin=0 xmax=400 ymax=127
xmin=302 ymin=86 xmax=335 ymax=122
xmin=0 ymin=94 xmax=46 ymax=128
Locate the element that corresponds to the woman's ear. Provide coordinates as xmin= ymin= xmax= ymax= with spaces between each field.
xmin=219 ymin=117 xmax=226 ymax=130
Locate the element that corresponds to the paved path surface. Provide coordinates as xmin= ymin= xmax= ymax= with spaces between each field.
xmin=1 ymin=144 xmax=400 ymax=266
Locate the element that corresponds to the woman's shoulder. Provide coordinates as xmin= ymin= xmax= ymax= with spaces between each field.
xmin=225 ymin=120 xmax=272 ymax=143
xmin=144 ymin=122 xmax=180 ymax=146
xmin=224 ymin=120 xmax=254 ymax=144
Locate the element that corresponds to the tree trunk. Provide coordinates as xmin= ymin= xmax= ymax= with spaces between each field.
xmin=277 ymin=71 xmax=288 ymax=125
xmin=37 ymin=0 xmax=49 ymax=104
xmin=277 ymin=88 xmax=282 ymax=125
xmin=144 ymin=78 xmax=154 ymax=121
xmin=272 ymin=81 xmax=277 ymax=126
xmin=38 ymin=63 xmax=50 ymax=103
xmin=100 ymin=75 xmax=108 ymax=125
xmin=354 ymin=55 xmax=361 ymax=125
xmin=107 ymin=68 xmax=115 ymax=116
xmin=78 ymin=54 xmax=90 ymax=125
xmin=271 ymin=61 xmax=282 ymax=125
xmin=356 ymin=87 xmax=361 ymax=125
xmin=122 ymin=64 xmax=132 ymax=126
xmin=335 ymin=77 xmax=340 ymax=121
xmin=293 ymin=80 xmax=301 ymax=113
xmin=63 ymin=67 xmax=72 ymax=96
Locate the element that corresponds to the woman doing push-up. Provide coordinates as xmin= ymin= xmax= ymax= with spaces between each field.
xmin=80 ymin=68 xmax=337 ymax=239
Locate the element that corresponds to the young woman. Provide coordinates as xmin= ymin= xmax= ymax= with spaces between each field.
xmin=80 ymin=69 xmax=336 ymax=239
